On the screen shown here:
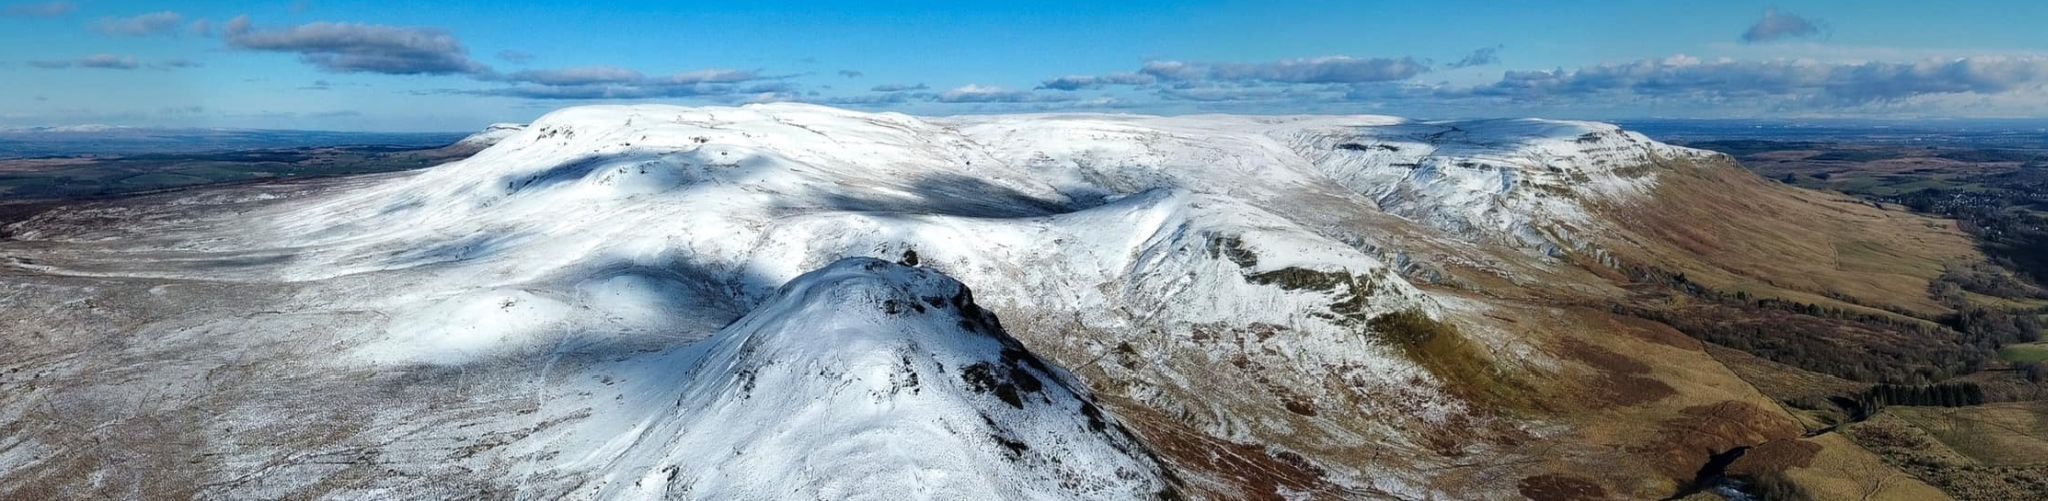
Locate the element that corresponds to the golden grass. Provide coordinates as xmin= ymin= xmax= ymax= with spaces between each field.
xmin=1601 ymin=157 xmax=1980 ymax=319
xmin=1889 ymin=402 xmax=2048 ymax=467
xmin=1783 ymin=434 xmax=1955 ymax=501
xmin=1964 ymin=291 xmax=2048 ymax=312
xmin=1850 ymin=408 xmax=2048 ymax=499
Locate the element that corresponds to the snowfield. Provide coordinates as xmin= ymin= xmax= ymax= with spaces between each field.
xmin=0 ymin=103 xmax=1719 ymax=499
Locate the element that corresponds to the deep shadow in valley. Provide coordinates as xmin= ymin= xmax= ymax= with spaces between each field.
xmin=811 ymin=172 xmax=1091 ymax=219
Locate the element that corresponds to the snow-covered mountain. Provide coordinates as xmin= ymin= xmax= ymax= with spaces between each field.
xmin=3 ymin=103 xmax=1824 ymax=499
xmin=496 ymin=257 xmax=1173 ymax=500
xmin=451 ymin=122 xmax=528 ymax=151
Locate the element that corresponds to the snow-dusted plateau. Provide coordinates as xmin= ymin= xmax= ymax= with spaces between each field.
xmin=0 ymin=104 xmax=1973 ymax=499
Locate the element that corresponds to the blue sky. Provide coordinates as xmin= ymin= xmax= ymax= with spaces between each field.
xmin=4 ymin=1 xmax=2048 ymax=131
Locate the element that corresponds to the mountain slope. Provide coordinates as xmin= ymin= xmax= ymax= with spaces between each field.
xmin=0 ymin=103 xmax=1975 ymax=499
xmin=513 ymin=257 xmax=1173 ymax=500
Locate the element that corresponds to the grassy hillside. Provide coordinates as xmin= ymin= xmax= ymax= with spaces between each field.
xmin=1604 ymin=155 xmax=1979 ymax=318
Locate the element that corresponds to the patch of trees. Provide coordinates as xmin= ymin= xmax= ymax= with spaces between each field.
xmin=1941 ymin=306 xmax=2045 ymax=351
xmin=1616 ymin=302 xmax=1989 ymax=384
xmin=1613 ymin=265 xmax=2034 ymax=385
xmin=1931 ymin=262 xmax=2047 ymax=302
xmin=1849 ymin=382 xmax=1987 ymax=414
xmin=2025 ymin=362 xmax=2048 ymax=383
xmin=1825 ymin=382 xmax=1990 ymax=425
xmin=1931 ymin=148 xmax=2048 ymax=163
xmin=1867 ymin=382 xmax=1989 ymax=407
xmin=1623 ymin=265 xmax=1944 ymax=328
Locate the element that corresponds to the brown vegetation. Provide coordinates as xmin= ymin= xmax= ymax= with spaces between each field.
xmin=1366 ymin=310 xmax=1532 ymax=411
xmin=1612 ymin=262 xmax=2034 ymax=385
xmin=1602 ymin=156 xmax=1980 ymax=318
xmin=1638 ymin=401 xmax=1802 ymax=482
xmin=1516 ymin=473 xmax=1609 ymax=501
xmin=1556 ymin=337 xmax=1676 ymax=408
xmin=1098 ymin=395 xmax=1331 ymax=501
xmin=1848 ymin=410 xmax=2048 ymax=500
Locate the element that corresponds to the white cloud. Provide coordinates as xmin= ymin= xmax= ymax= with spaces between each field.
xmin=226 ymin=20 xmax=490 ymax=75
xmin=1 ymin=1 xmax=72 ymax=18
xmin=1448 ymin=55 xmax=2048 ymax=105
xmin=94 ymin=11 xmax=184 ymax=37
xmin=935 ymin=84 xmax=1077 ymax=103
xmin=1742 ymin=9 xmax=1823 ymax=43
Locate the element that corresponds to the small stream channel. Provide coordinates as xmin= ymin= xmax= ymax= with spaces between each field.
xmin=1664 ymin=445 xmax=1758 ymax=500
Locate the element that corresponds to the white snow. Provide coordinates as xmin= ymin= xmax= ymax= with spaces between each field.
xmin=0 ymin=102 xmax=1713 ymax=497
xmin=501 ymin=258 xmax=1169 ymax=500
xmin=452 ymin=122 xmax=527 ymax=150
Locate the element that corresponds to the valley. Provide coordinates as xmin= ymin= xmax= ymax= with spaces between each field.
xmin=1653 ymin=131 xmax=2048 ymax=500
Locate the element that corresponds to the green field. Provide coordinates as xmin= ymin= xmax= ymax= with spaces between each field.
xmin=1999 ymin=341 xmax=2048 ymax=364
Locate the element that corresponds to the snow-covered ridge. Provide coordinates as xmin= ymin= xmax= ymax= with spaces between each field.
xmin=1271 ymin=117 xmax=1714 ymax=251
xmin=452 ymin=122 xmax=527 ymax=150
xmin=511 ymin=257 xmax=1171 ymax=500
xmin=943 ymin=108 xmax=1711 ymax=251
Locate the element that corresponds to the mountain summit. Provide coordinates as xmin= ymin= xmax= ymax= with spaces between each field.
xmin=538 ymin=257 xmax=1173 ymax=500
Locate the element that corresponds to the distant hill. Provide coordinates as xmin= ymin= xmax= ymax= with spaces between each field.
xmin=0 ymin=127 xmax=468 ymax=159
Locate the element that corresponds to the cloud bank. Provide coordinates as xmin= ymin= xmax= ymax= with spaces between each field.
xmin=1 ymin=1 xmax=72 ymax=18
xmin=26 ymin=54 xmax=147 ymax=70
xmin=472 ymin=68 xmax=786 ymax=100
xmin=45 ymin=10 xmax=2043 ymax=119
xmin=225 ymin=20 xmax=490 ymax=75
xmin=1446 ymin=45 xmax=1503 ymax=69
xmin=94 ymin=11 xmax=183 ymax=37
xmin=1449 ymin=55 xmax=2048 ymax=105
xmin=495 ymin=50 xmax=535 ymax=64
xmin=937 ymin=84 xmax=1076 ymax=103
xmin=1742 ymin=9 xmax=1823 ymax=43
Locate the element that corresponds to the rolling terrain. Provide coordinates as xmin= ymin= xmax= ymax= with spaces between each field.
xmin=1680 ymin=134 xmax=2048 ymax=500
xmin=0 ymin=126 xmax=511 ymax=203
xmin=0 ymin=103 xmax=2026 ymax=499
